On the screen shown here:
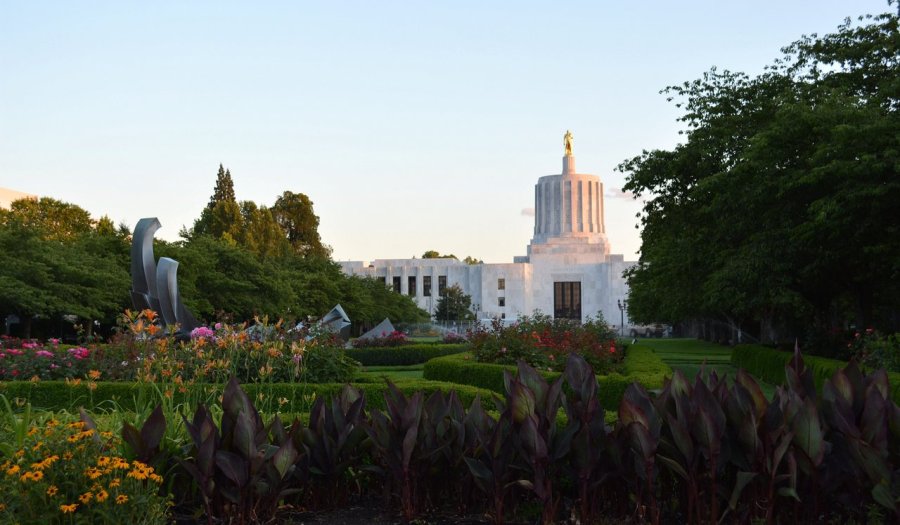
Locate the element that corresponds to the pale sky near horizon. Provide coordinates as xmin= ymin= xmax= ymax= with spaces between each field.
xmin=1 ymin=1 xmax=891 ymax=263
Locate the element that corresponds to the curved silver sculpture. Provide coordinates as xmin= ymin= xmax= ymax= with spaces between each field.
xmin=131 ymin=218 xmax=199 ymax=333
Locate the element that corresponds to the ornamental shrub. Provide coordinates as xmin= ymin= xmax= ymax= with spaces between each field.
xmin=350 ymin=330 xmax=410 ymax=348
xmin=469 ymin=312 xmax=621 ymax=374
xmin=0 ymin=338 xmax=98 ymax=381
xmin=0 ymin=415 xmax=169 ymax=524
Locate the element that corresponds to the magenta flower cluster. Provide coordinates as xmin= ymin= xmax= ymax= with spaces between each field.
xmin=190 ymin=326 xmax=216 ymax=340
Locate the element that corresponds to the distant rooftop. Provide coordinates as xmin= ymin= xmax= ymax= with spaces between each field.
xmin=0 ymin=187 xmax=37 ymax=209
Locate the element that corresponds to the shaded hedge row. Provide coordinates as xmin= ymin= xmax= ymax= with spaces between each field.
xmin=345 ymin=343 xmax=468 ymax=366
xmin=0 ymin=378 xmax=496 ymax=413
xmin=422 ymin=343 xmax=672 ymax=409
xmin=731 ymin=344 xmax=900 ymax=404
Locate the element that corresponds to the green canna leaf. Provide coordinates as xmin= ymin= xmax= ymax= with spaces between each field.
xmin=728 ymin=471 xmax=757 ymax=510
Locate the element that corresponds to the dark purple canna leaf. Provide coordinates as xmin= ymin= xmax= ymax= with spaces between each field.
xmin=122 ymin=422 xmax=144 ymax=457
xmin=665 ymin=412 xmax=694 ymax=462
xmin=861 ymin=386 xmax=889 ymax=451
xmin=216 ymin=449 xmax=249 ymax=488
xmin=234 ymin=409 xmax=257 ymax=459
xmin=272 ymin=439 xmax=298 ymax=480
xmin=516 ymin=360 xmax=549 ymax=408
xmin=735 ymin=369 xmax=767 ymax=419
xmin=868 ymin=369 xmax=890 ymax=401
xmin=140 ymin=404 xmax=166 ymax=451
xmin=519 ymin=416 xmax=548 ymax=460
xmin=790 ymin=397 xmax=824 ymax=469
xmin=509 ymin=380 xmax=536 ymax=424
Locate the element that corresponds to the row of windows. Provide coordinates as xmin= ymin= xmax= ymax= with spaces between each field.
xmin=386 ymin=275 xmax=446 ymax=297
xmin=388 ymin=276 xmax=580 ymax=320
xmin=386 ymin=276 xmax=506 ymax=305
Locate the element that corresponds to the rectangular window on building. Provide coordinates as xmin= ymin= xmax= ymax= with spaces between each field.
xmin=498 ymin=278 xmax=505 ymax=290
xmin=423 ymin=276 xmax=432 ymax=297
xmin=407 ymin=276 xmax=416 ymax=296
xmin=438 ymin=275 xmax=447 ymax=296
xmin=392 ymin=276 xmax=401 ymax=294
xmin=498 ymin=297 xmax=505 ymax=307
xmin=553 ymin=281 xmax=582 ymax=320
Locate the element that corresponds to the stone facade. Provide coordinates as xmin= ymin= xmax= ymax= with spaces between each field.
xmin=339 ymin=148 xmax=634 ymax=327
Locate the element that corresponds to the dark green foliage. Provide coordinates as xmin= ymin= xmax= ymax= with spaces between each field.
xmin=731 ymin=344 xmax=900 ymax=404
xmin=433 ymin=284 xmax=474 ymax=322
xmin=620 ymin=11 xmax=900 ymax=343
xmin=272 ymin=191 xmax=329 ymax=258
xmin=0 ymin=199 xmax=131 ymax=338
xmin=298 ymin=346 xmax=361 ymax=383
xmin=0 ymin=378 xmax=496 ymax=413
xmin=345 ymin=343 xmax=467 ymax=366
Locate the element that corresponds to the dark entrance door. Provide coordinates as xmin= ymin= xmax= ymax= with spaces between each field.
xmin=553 ymin=281 xmax=581 ymax=320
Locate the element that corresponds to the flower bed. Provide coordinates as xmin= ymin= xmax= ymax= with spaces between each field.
xmin=0 ymin=310 xmax=361 ymax=385
xmin=469 ymin=313 xmax=621 ymax=374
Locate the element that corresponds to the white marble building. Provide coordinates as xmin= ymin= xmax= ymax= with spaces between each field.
xmin=339 ymin=136 xmax=634 ymax=326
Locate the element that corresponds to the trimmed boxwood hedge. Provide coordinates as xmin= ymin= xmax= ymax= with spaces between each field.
xmin=731 ymin=344 xmax=900 ymax=404
xmin=422 ymin=343 xmax=672 ymax=410
xmin=345 ymin=343 xmax=468 ymax=366
xmin=0 ymin=378 xmax=498 ymax=413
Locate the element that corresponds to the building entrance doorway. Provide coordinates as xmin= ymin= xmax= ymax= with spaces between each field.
xmin=553 ymin=281 xmax=581 ymax=320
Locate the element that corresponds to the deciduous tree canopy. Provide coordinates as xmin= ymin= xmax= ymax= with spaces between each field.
xmin=620 ymin=10 xmax=900 ymax=345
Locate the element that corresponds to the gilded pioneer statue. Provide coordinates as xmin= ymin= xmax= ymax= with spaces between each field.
xmin=564 ymin=130 xmax=574 ymax=156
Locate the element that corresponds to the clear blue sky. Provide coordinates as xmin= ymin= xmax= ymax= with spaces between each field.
xmin=1 ymin=1 xmax=891 ymax=263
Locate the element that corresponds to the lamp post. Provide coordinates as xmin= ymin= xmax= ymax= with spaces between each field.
xmin=617 ymin=299 xmax=628 ymax=337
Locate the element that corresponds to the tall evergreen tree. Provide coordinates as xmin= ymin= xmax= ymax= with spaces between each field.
xmin=193 ymin=164 xmax=240 ymax=238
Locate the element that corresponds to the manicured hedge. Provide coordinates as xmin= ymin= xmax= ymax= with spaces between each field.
xmin=731 ymin=344 xmax=900 ymax=404
xmin=422 ymin=344 xmax=672 ymax=410
xmin=0 ymin=378 xmax=498 ymax=413
xmin=345 ymin=343 xmax=468 ymax=366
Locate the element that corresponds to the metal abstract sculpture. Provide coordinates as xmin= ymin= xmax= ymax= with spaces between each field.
xmin=131 ymin=218 xmax=199 ymax=333
xmin=318 ymin=304 xmax=351 ymax=340
xmin=357 ymin=318 xmax=395 ymax=341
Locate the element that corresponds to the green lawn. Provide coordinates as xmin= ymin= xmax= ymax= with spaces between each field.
xmin=637 ymin=338 xmax=777 ymax=398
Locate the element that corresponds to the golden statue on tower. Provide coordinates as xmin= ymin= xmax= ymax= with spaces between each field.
xmin=564 ymin=130 xmax=574 ymax=156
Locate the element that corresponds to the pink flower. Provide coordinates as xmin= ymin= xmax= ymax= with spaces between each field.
xmin=292 ymin=354 xmax=302 ymax=364
xmin=6 ymin=349 xmax=23 ymax=356
xmin=23 ymin=342 xmax=39 ymax=349
xmin=67 ymin=347 xmax=90 ymax=360
xmin=190 ymin=326 xmax=215 ymax=340
xmin=49 ymin=338 xmax=60 ymax=345
xmin=214 ymin=322 xmax=223 ymax=330
xmin=35 ymin=350 xmax=55 ymax=358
